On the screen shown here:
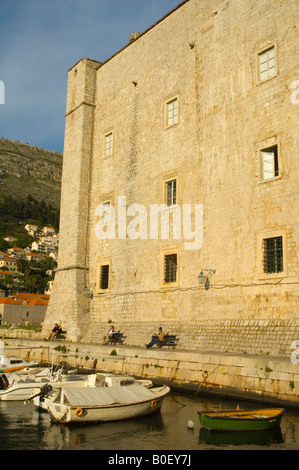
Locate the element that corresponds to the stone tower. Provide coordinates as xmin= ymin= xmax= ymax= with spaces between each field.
xmin=42 ymin=58 xmax=100 ymax=341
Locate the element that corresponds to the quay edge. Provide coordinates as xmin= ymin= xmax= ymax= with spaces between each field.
xmin=2 ymin=335 xmax=299 ymax=410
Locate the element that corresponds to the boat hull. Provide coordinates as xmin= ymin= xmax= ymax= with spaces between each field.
xmin=197 ymin=408 xmax=285 ymax=432
xmin=0 ymin=383 xmax=38 ymax=401
xmin=48 ymin=386 xmax=170 ymax=424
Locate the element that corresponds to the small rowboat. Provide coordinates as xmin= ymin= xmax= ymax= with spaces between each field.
xmin=197 ymin=408 xmax=285 ymax=432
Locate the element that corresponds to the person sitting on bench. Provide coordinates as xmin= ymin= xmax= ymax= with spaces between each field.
xmin=47 ymin=323 xmax=62 ymax=340
xmin=104 ymin=325 xmax=115 ymax=344
xmin=145 ymin=327 xmax=165 ymax=349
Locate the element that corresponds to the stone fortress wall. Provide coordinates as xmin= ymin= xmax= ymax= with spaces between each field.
xmin=43 ymin=0 xmax=299 ymax=349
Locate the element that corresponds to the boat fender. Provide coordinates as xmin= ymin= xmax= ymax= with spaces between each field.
xmin=150 ymin=399 xmax=157 ymax=408
xmin=75 ymin=407 xmax=84 ymax=417
xmin=0 ymin=374 xmax=9 ymax=390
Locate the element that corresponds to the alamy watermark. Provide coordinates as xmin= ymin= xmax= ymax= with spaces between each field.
xmin=290 ymin=80 xmax=299 ymax=105
xmin=95 ymin=196 xmax=203 ymax=251
xmin=291 ymin=340 xmax=299 ymax=365
xmin=0 ymin=81 xmax=5 ymax=104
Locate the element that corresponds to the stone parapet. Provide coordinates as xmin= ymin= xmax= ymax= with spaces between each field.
xmin=4 ymin=337 xmax=299 ymax=409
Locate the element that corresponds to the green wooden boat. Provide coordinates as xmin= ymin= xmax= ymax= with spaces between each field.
xmin=197 ymin=408 xmax=285 ymax=432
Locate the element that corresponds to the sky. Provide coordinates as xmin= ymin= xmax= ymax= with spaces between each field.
xmin=0 ymin=0 xmax=183 ymax=153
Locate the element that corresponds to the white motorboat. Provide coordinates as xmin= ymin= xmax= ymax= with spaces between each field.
xmin=47 ymin=384 xmax=170 ymax=424
xmin=0 ymin=367 xmax=86 ymax=401
xmin=0 ymin=341 xmax=40 ymax=373
xmin=31 ymin=372 xmax=153 ymax=411
xmin=0 ymin=373 xmax=43 ymax=401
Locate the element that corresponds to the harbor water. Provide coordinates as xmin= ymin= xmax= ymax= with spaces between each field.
xmin=0 ymin=390 xmax=298 ymax=451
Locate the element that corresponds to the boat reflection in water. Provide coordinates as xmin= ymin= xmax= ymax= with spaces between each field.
xmin=199 ymin=426 xmax=284 ymax=448
xmin=37 ymin=412 xmax=165 ymax=450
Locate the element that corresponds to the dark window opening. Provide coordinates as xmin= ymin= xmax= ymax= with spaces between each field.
xmin=100 ymin=265 xmax=109 ymax=289
xmin=164 ymin=254 xmax=177 ymax=283
xmin=263 ymin=236 xmax=283 ymax=273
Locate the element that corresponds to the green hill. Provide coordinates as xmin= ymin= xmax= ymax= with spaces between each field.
xmin=0 ymin=138 xmax=62 ymax=251
xmin=0 ymin=137 xmax=62 ymax=208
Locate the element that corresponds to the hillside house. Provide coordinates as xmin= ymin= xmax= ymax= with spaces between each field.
xmin=25 ymin=224 xmax=38 ymax=236
xmin=25 ymin=253 xmax=42 ymax=263
xmin=7 ymin=247 xmax=25 ymax=258
xmin=0 ymin=270 xmax=13 ymax=281
xmin=42 ymin=226 xmax=55 ymax=235
xmin=4 ymin=236 xmax=17 ymax=244
xmin=0 ymin=293 xmax=49 ymax=325
xmin=0 ymin=257 xmax=18 ymax=273
xmin=31 ymin=241 xmax=57 ymax=255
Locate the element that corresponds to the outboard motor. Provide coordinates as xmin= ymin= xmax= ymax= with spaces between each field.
xmin=0 ymin=374 xmax=9 ymax=390
xmin=40 ymin=384 xmax=52 ymax=396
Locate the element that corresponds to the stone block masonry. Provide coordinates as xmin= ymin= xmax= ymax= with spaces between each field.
xmin=83 ymin=319 xmax=298 ymax=358
xmin=43 ymin=0 xmax=299 ymax=343
xmin=4 ymin=336 xmax=299 ymax=409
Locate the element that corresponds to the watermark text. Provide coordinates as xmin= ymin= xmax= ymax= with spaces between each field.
xmin=95 ymin=196 xmax=203 ymax=251
xmin=0 ymin=81 xmax=5 ymax=104
xmin=290 ymin=80 xmax=299 ymax=105
xmin=291 ymin=340 xmax=299 ymax=365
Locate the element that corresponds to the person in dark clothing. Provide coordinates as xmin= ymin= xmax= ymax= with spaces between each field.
xmin=145 ymin=327 xmax=165 ymax=348
xmin=47 ymin=323 xmax=61 ymax=340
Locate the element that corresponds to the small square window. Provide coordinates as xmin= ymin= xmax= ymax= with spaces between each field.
xmin=164 ymin=254 xmax=177 ymax=283
xmin=100 ymin=264 xmax=109 ymax=290
xmin=263 ymin=236 xmax=283 ymax=274
xmin=166 ymin=98 xmax=178 ymax=127
xmin=259 ymin=46 xmax=276 ymax=81
xmin=260 ymin=145 xmax=279 ymax=180
xmin=105 ymin=132 xmax=113 ymax=156
xmin=166 ymin=179 xmax=177 ymax=206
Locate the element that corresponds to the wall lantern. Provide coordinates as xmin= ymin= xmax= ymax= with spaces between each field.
xmin=83 ymin=287 xmax=93 ymax=299
xmin=198 ymin=269 xmax=216 ymax=288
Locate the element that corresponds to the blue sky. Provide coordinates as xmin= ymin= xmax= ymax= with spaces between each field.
xmin=0 ymin=0 xmax=182 ymax=152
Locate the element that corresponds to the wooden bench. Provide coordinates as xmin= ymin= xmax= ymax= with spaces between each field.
xmin=157 ymin=333 xmax=179 ymax=349
xmin=107 ymin=331 xmax=126 ymax=345
xmin=55 ymin=330 xmax=67 ymax=340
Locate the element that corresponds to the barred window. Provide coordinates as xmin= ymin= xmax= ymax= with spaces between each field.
xmin=164 ymin=254 xmax=177 ymax=283
xmin=100 ymin=264 xmax=109 ymax=289
xmin=263 ymin=236 xmax=283 ymax=274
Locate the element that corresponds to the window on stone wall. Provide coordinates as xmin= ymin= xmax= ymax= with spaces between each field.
xmin=263 ymin=236 xmax=283 ymax=274
xmin=260 ymin=145 xmax=279 ymax=180
xmin=165 ymin=97 xmax=178 ymax=127
xmin=258 ymin=46 xmax=276 ymax=81
xmin=105 ymin=132 xmax=113 ymax=156
xmin=165 ymin=179 xmax=177 ymax=206
xmin=101 ymin=201 xmax=111 ymax=225
xmin=100 ymin=264 xmax=110 ymax=290
xmin=164 ymin=254 xmax=177 ymax=283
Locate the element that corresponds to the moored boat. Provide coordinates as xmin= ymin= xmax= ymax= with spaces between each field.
xmin=197 ymin=408 xmax=285 ymax=432
xmin=48 ymin=384 xmax=170 ymax=424
xmin=31 ymin=372 xmax=153 ymax=411
xmin=0 ymin=341 xmax=40 ymax=373
xmin=0 ymin=353 xmax=40 ymax=373
xmin=0 ymin=368 xmax=86 ymax=401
